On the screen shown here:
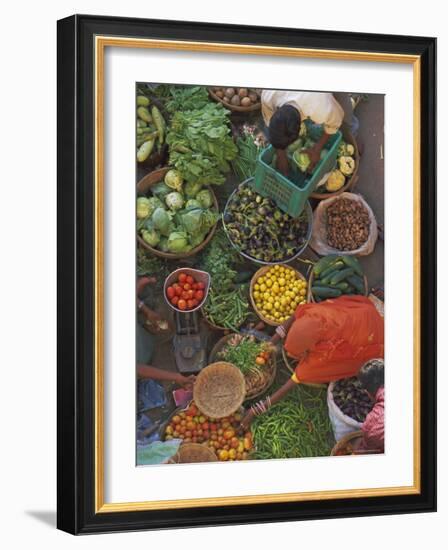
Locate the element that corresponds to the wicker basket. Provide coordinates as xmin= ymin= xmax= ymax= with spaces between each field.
xmin=193 ymin=362 xmax=246 ymax=419
xmin=208 ymin=88 xmax=261 ymax=112
xmin=307 ymin=268 xmax=368 ymax=303
xmin=330 ymin=430 xmax=363 ymax=456
xmin=310 ymin=129 xmax=360 ymax=200
xmin=170 ymin=443 xmax=218 ymax=463
xmin=209 ymin=334 xmax=277 ymax=400
xmin=249 ymin=265 xmax=307 ymax=326
xmin=136 ymin=167 xmax=219 ymax=259
xmin=280 ymin=346 xmax=327 ymax=389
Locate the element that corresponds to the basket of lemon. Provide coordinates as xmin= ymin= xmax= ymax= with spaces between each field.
xmin=249 ymin=264 xmax=308 ymax=326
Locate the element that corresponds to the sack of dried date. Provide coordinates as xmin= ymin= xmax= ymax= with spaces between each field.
xmin=310 ymin=192 xmax=378 ymax=256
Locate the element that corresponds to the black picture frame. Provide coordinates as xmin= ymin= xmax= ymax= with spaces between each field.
xmin=57 ymin=14 xmax=436 ymax=534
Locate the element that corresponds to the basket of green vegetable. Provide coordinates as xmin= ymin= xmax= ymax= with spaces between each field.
xmin=223 ymin=180 xmax=313 ymax=265
xmin=199 ymin=228 xmax=252 ymax=331
xmin=209 ymin=334 xmax=277 ymax=400
xmin=308 ymin=255 xmax=368 ymax=302
xmin=136 ymin=167 xmax=219 ymax=259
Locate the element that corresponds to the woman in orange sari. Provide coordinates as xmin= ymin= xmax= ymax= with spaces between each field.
xmin=242 ymin=295 xmax=384 ymax=428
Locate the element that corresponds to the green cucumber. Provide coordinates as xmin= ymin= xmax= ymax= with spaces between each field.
xmin=320 ymin=266 xmax=344 ymax=285
xmin=329 ymin=281 xmax=349 ymax=291
xmin=330 ymin=268 xmax=355 ymax=285
xmin=313 ymin=255 xmax=339 ymax=277
xmin=319 ymin=261 xmax=344 ymax=281
xmin=312 ymin=286 xmax=342 ymax=298
xmin=341 ymin=256 xmax=363 ymax=277
xmin=346 ymin=274 xmax=365 ymax=294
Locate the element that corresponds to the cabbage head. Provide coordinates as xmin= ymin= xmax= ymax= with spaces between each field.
xmin=180 ymin=208 xmax=203 ymax=236
xmin=141 ymin=228 xmax=160 ymax=247
xmin=147 ymin=196 xmax=163 ymax=216
xmin=189 ymin=231 xmax=208 ymax=248
xmin=200 ymin=209 xmax=219 ymax=233
xmin=158 ymin=237 xmax=169 ymax=252
xmin=151 ymin=181 xmax=172 ymax=200
xmin=137 ymin=197 xmax=151 ymax=219
xmin=165 ymin=191 xmax=184 ymax=211
xmin=196 ymin=189 xmax=213 ymax=209
xmin=167 ymin=231 xmax=190 ymax=253
xmin=185 ymin=199 xmax=202 ymax=210
xmin=184 ymin=181 xmax=202 ymax=199
xmin=164 ymin=169 xmax=183 ymax=192
xmin=152 ymin=207 xmax=171 ymax=235
xmin=293 ymin=150 xmax=311 ymax=173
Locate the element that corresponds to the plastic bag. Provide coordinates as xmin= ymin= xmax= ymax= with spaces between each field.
xmin=327 ymin=382 xmax=362 ymax=441
xmin=309 ymin=192 xmax=378 ymax=256
xmin=137 ymin=439 xmax=182 ymax=465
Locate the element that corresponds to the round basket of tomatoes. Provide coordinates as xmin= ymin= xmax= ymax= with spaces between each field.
xmin=162 ymin=401 xmax=254 ymax=462
xmin=164 ymin=268 xmax=210 ymax=313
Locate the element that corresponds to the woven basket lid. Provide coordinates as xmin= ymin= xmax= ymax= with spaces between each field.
xmin=174 ymin=443 xmax=218 ymax=464
xmin=193 ymin=362 xmax=246 ymax=419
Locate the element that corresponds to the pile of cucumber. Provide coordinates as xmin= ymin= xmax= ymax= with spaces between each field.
xmin=311 ymin=255 xmax=365 ymax=301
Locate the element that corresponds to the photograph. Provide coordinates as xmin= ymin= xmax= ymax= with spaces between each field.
xmin=135 ymin=83 xmax=385 ymax=466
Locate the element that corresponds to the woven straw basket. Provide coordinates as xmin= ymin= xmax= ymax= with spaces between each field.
xmin=193 ymin=362 xmax=246 ymax=419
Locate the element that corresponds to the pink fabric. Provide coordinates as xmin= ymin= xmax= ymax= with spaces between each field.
xmin=360 ymin=387 xmax=384 ymax=452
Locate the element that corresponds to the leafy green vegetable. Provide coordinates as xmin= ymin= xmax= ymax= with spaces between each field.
xmin=185 ymin=199 xmax=202 ymax=210
xmin=179 ymin=208 xmax=203 ymax=235
xmin=293 ymin=150 xmax=311 ymax=173
xmin=164 ymin=169 xmax=183 ymax=192
xmin=184 ymin=181 xmax=203 ymax=199
xmin=141 ymin=228 xmax=160 ymax=247
xmin=167 ymin=231 xmax=190 ymax=253
xmin=165 ymin=85 xmax=210 ymax=114
xmin=151 ymin=181 xmax=172 ymax=200
xmin=167 ymin=103 xmax=237 ymax=185
xmin=165 ymin=191 xmax=184 ymax=211
xmin=218 ymin=335 xmax=265 ymax=375
xmin=152 ymin=207 xmax=171 ymax=235
xmin=196 ymin=189 xmax=213 ymax=209
xmin=137 ymin=197 xmax=151 ymax=219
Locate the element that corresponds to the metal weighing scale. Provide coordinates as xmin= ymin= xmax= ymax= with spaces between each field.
xmin=173 ymin=311 xmax=207 ymax=374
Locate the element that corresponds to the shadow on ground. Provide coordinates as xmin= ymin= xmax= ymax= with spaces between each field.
xmin=25 ymin=510 xmax=56 ymax=528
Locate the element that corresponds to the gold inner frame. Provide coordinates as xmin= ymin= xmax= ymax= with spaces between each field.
xmin=94 ymin=36 xmax=421 ymax=513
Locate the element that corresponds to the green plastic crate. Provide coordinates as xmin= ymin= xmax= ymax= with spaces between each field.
xmin=251 ymin=131 xmax=342 ymax=218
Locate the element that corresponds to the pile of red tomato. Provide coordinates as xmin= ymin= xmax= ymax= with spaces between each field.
xmin=164 ymin=402 xmax=253 ymax=461
xmin=166 ymin=272 xmax=206 ymax=311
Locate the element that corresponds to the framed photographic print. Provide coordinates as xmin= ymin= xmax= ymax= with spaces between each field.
xmin=57 ymin=15 xmax=436 ymax=534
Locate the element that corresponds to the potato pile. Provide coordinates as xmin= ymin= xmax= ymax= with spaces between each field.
xmin=212 ymin=87 xmax=260 ymax=108
xmin=326 ymin=198 xmax=370 ymax=251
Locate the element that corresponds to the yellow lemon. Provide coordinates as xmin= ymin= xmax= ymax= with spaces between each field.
xmin=254 ymin=284 xmax=260 ymax=291
xmin=260 ymin=283 xmax=267 ymax=292
xmin=266 ymin=279 xmax=273 ymax=288
xmin=299 ymin=288 xmax=306 ymax=296
xmin=268 ymin=296 xmax=274 ymax=304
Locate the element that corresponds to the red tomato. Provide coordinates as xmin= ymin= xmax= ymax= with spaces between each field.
xmin=177 ymin=299 xmax=187 ymax=311
xmin=183 ymin=283 xmax=191 ymax=291
xmin=196 ymin=281 xmax=205 ymax=290
xmin=166 ymin=286 xmax=175 ymax=299
xmin=174 ymin=286 xmax=183 ymax=297
xmin=192 ymin=282 xmax=198 ymax=290
xmin=191 ymin=298 xmax=199 ymax=307
xmin=181 ymin=291 xmax=189 ymax=300
xmin=171 ymin=296 xmax=179 ymax=306
xmin=187 ymin=299 xmax=195 ymax=309
xmin=186 ymin=275 xmax=194 ymax=285
xmin=178 ymin=273 xmax=187 ymax=283
xmin=187 ymin=289 xmax=195 ymax=299
xmin=195 ymin=290 xmax=204 ymax=301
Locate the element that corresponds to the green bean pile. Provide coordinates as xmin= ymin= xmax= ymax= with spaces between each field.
xmin=252 ymin=385 xmax=333 ymax=460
